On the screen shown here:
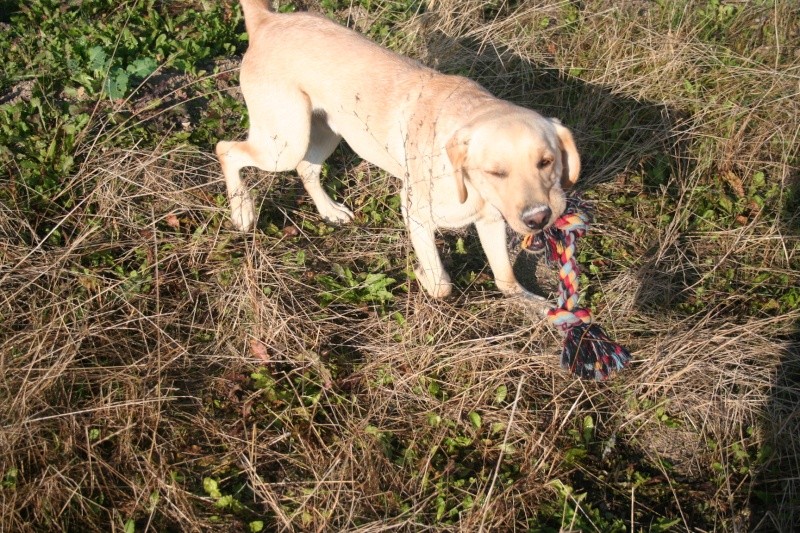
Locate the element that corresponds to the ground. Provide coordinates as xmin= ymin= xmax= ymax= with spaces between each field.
xmin=0 ymin=0 xmax=798 ymax=531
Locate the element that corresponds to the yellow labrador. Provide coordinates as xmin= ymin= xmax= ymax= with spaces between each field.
xmin=217 ymin=0 xmax=580 ymax=299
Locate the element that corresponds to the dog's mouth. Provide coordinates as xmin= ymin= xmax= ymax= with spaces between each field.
xmin=519 ymin=231 xmax=547 ymax=253
xmin=509 ymin=216 xmax=551 ymax=253
xmin=517 ymin=196 xmax=584 ymax=254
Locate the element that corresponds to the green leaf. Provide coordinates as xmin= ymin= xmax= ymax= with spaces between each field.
xmin=582 ymin=415 xmax=594 ymax=444
xmin=445 ymin=435 xmax=472 ymax=451
xmin=652 ymin=517 xmax=682 ymax=532
xmin=87 ymin=46 xmax=108 ymax=72
xmin=494 ymin=384 xmax=508 ymax=404
xmin=249 ymin=521 xmax=265 ymax=533
xmin=498 ymin=442 xmax=516 ymax=455
xmin=392 ymin=311 xmax=406 ymax=326
xmin=203 ymin=477 xmax=221 ymax=499
xmin=123 ymin=519 xmax=136 ymax=533
xmin=468 ymin=411 xmax=482 ymax=429
xmin=2 ymin=468 xmax=18 ymax=489
xmin=718 ymin=195 xmax=733 ymax=213
xmin=564 ymin=447 xmax=588 ymax=463
xmin=435 ymin=496 xmax=447 ymax=521
xmin=548 ymin=478 xmax=572 ymax=498
xmin=105 ymin=68 xmax=129 ymax=99
xmin=490 ymin=422 xmax=505 ymax=435
xmin=149 ymin=490 xmax=160 ymax=509
xmin=126 ymin=57 xmax=158 ymax=78
xmin=216 ymin=494 xmax=234 ymax=509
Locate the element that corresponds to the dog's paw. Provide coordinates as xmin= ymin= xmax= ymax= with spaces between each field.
xmin=519 ymin=291 xmax=549 ymax=317
xmin=415 ymin=266 xmax=453 ymax=299
xmin=517 ymin=288 xmax=548 ymax=307
xmin=498 ymin=280 xmax=547 ymax=302
xmin=319 ymin=201 xmax=355 ymax=225
xmin=229 ymin=191 xmax=255 ymax=231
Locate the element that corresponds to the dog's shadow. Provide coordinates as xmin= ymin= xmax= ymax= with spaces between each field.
xmin=414 ymin=21 xmax=800 ymax=531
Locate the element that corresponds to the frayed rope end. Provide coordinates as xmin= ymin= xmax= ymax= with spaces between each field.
xmin=560 ymin=322 xmax=632 ymax=381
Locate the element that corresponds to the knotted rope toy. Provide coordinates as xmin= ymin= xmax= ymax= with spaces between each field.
xmin=520 ymin=198 xmax=631 ymax=380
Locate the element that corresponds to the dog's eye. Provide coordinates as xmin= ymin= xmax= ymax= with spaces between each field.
xmin=538 ymin=158 xmax=553 ymax=170
xmin=486 ymin=169 xmax=508 ymax=178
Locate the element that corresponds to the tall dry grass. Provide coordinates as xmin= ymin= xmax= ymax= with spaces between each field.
xmin=1 ymin=0 xmax=798 ymax=531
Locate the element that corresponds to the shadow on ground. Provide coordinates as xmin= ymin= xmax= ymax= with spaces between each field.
xmin=422 ymin=25 xmax=800 ymax=531
xmin=753 ymin=180 xmax=800 ymax=531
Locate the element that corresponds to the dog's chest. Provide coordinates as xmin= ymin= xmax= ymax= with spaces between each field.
xmin=430 ymin=192 xmax=491 ymax=229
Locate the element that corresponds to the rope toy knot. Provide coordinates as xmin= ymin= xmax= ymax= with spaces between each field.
xmin=522 ymin=198 xmax=631 ymax=380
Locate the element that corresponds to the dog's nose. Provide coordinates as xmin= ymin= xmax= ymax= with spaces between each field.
xmin=523 ymin=207 xmax=552 ymax=230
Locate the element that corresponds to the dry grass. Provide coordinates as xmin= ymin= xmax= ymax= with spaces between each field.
xmin=1 ymin=0 xmax=799 ymax=531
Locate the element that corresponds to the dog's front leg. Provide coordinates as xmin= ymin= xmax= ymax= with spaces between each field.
xmin=475 ymin=217 xmax=541 ymax=300
xmin=404 ymin=212 xmax=452 ymax=298
xmin=410 ymin=225 xmax=452 ymax=298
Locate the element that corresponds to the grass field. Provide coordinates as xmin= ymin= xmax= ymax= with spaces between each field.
xmin=1 ymin=0 xmax=798 ymax=530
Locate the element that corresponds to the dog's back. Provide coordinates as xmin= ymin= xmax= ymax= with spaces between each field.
xmin=238 ymin=0 xmax=444 ymax=177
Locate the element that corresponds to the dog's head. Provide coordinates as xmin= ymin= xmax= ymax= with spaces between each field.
xmin=446 ymin=111 xmax=580 ymax=235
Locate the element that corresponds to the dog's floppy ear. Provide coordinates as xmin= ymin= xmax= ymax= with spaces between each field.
xmin=446 ymin=127 xmax=470 ymax=203
xmin=550 ymin=118 xmax=581 ymax=189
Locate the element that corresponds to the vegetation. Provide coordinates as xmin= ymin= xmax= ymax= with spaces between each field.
xmin=1 ymin=0 xmax=798 ymax=530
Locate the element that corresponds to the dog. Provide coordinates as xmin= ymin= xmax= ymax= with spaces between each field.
xmin=216 ymin=0 xmax=581 ymax=299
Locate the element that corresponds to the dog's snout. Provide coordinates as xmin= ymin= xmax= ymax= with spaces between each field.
xmin=523 ymin=207 xmax=552 ymax=230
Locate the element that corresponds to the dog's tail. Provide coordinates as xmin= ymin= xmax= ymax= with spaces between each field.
xmin=240 ymin=0 xmax=273 ymax=35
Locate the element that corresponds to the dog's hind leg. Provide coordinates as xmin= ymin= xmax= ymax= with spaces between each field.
xmin=216 ymin=90 xmax=312 ymax=231
xmin=295 ymin=113 xmax=353 ymax=224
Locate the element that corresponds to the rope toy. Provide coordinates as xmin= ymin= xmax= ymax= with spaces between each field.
xmin=521 ymin=198 xmax=631 ymax=380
